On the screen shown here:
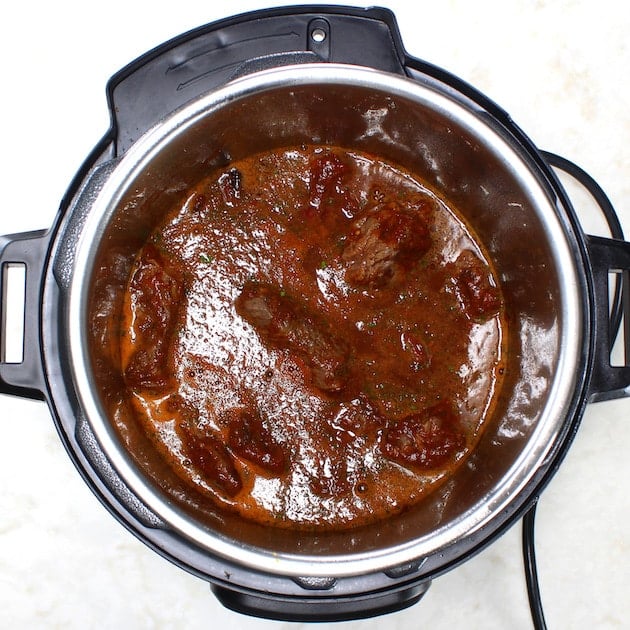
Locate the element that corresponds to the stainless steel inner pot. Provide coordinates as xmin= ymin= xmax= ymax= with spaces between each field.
xmin=63 ymin=63 xmax=585 ymax=579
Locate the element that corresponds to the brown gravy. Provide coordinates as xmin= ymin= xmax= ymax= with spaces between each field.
xmin=119 ymin=145 xmax=506 ymax=531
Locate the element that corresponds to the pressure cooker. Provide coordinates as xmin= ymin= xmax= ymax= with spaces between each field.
xmin=1 ymin=5 xmax=629 ymax=623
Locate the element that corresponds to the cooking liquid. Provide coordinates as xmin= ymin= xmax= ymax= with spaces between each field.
xmin=119 ymin=145 xmax=506 ymax=531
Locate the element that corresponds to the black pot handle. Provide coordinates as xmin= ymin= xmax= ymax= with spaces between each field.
xmin=585 ymin=235 xmax=630 ymax=401
xmin=0 ymin=230 xmax=49 ymax=401
xmin=106 ymin=5 xmax=408 ymax=156
xmin=211 ymin=579 xmax=430 ymax=623
xmin=540 ymin=152 xmax=630 ymax=401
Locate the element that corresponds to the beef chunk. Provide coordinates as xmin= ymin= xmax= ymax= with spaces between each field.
xmin=226 ymin=408 xmax=288 ymax=475
xmin=309 ymin=458 xmax=350 ymax=498
xmin=308 ymin=152 xmax=350 ymax=212
xmin=176 ymin=408 xmax=243 ymax=498
xmin=300 ymin=151 xmax=359 ymax=231
xmin=124 ymin=244 xmax=184 ymax=393
xmin=450 ymin=251 xmax=502 ymax=320
xmin=342 ymin=200 xmax=432 ymax=289
xmin=235 ymin=282 xmax=349 ymax=393
xmin=378 ymin=401 xmax=465 ymax=470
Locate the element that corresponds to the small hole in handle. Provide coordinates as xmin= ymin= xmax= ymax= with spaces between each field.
xmin=1 ymin=263 xmax=26 ymax=364
xmin=311 ymin=27 xmax=327 ymax=43
xmin=609 ymin=269 xmax=630 ymax=367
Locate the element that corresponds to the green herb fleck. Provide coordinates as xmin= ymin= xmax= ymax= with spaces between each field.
xmin=199 ymin=253 xmax=213 ymax=263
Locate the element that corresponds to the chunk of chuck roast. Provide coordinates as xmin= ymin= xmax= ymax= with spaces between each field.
xmin=379 ymin=400 xmax=465 ymax=470
xmin=342 ymin=200 xmax=433 ymax=289
xmin=449 ymin=250 xmax=502 ymax=320
xmin=171 ymin=396 xmax=243 ymax=498
xmin=235 ymin=282 xmax=349 ymax=393
xmin=124 ymin=244 xmax=184 ymax=393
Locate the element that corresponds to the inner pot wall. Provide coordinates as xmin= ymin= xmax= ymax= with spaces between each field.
xmin=75 ymin=66 xmax=583 ymax=572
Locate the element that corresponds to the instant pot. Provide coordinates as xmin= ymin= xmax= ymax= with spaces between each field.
xmin=1 ymin=6 xmax=629 ymax=622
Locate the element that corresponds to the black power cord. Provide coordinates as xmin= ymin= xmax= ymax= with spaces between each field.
xmin=521 ymin=152 xmax=624 ymax=630
xmin=522 ymin=502 xmax=547 ymax=630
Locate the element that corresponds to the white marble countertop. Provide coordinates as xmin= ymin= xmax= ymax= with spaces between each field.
xmin=1 ymin=1 xmax=629 ymax=628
